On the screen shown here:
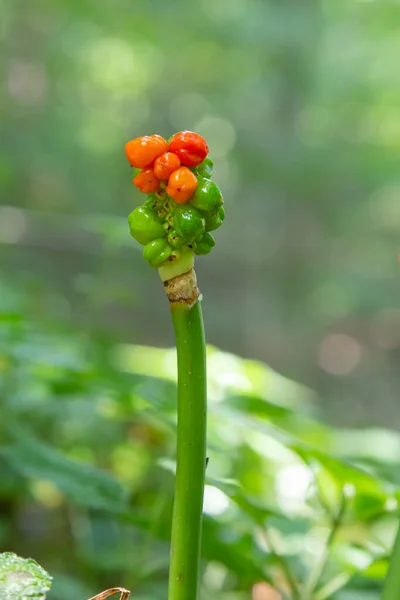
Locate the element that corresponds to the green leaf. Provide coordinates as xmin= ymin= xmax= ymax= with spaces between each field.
xmin=363 ymin=558 xmax=389 ymax=580
xmin=0 ymin=427 xmax=127 ymax=512
xmin=0 ymin=552 xmax=52 ymax=600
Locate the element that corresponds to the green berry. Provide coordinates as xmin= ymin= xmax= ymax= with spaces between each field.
xmin=204 ymin=206 xmax=225 ymax=232
xmin=143 ymin=238 xmax=172 ymax=267
xmin=189 ymin=176 xmax=223 ymax=212
xmin=197 ymin=157 xmax=214 ymax=178
xmin=144 ymin=193 xmax=162 ymax=211
xmin=128 ymin=206 xmax=166 ymax=246
xmin=173 ymin=205 xmax=205 ymax=243
xmin=195 ymin=232 xmax=215 ymax=255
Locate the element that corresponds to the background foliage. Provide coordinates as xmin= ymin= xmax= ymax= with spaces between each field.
xmin=1 ymin=0 xmax=400 ymax=598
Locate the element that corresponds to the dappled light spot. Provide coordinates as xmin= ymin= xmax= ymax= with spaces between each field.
xmin=343 ymin=482 xmax=356 ymax=499
xmin=111 ymin=442 xmax=149 ymax=487
xmin=207 ymin=349 xmax=252 ymax=401
xmin=275 ymin=464 xmax=313 ymax=512
xmin=303 ymin=527 xmax=327 ymax=557
xmin=7 ymin=60 xmax=48 ymax=107
xmin=0 ymin=206 xmax=26 ymax=244
xmin=30 ymin=479 xmax=63 ymax=509
xmin=82 ymin=38 xmax=155 ymax=92
xmin=247 ymin=431 xmax=296 ymax=464
xmin=203 ymin=562 xmax=228 ymax=590
xmin=340 ymin=545 xmax=371 ymax=571
xmin=252 ymin=582 xmax=282 ymax=600
xmin=203 ymin=485 xmax=230 ymax=516
xmin=385 ymin=497 xmax=398 ymax=512
xmin=318 ymin=334 xmax=362 ymax=375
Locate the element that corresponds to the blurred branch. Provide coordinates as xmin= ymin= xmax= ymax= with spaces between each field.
xmin=262 ymin=529 xmax=301 ymax=600
xmin=303 ymin=494 xmax=346 ymax=600
xmin=313 ymin=572 xmax=351 ymax=600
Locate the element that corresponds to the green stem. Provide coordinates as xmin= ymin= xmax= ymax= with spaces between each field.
xmin=168 ymin=296 xmax=207 ymax=600
xmin=304 ymin=495 xmax=345 ymax=600
xmin=382 ymin=521 xmax=400 ymax=600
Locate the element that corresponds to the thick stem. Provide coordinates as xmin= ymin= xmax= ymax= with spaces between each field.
xmin=382 ymin=522 xmax=400 ymax=600
xmin=166 ymin=269 xmax=207 ymax=600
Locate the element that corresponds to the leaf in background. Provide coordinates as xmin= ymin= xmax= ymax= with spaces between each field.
xmin=206 ymin=475 xmax=283 ymax=525
xmin=362 ymin=557 xmax=389 ymax=580
xmin=0 ymin=427 xmax=127 ymax=513
xmin=202 ymin=516 xmax=271 ymax=586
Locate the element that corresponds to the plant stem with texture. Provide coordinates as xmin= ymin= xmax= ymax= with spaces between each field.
xmin=383 ymin=522 xmax=400 ymax=600
xmin=165 ymin=269 xmax=207 ymax=600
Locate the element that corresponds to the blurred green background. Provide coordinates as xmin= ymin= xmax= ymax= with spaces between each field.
xmin=1 ymin=0 xmax=400 ymax=599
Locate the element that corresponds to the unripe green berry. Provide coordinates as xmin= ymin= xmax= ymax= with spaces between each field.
xmin=143 ymin=238 xmax=172 ymax=267
xmin=128 ymin=206 xmax=165 ymax=246
xmin=189 ymin=176 xmax=223 ymax=212
xmin=195 ymin=232 xmax=215 ymax=255
xmin=144 ymin=193 xmax=162 ymax=211
xmin=204 ymin=206 xmax=225 ymax=232
xmin=197 ymin=157 xmax=214 ymax=178
xmin=173 ymin=205 xmax=205 ymax=243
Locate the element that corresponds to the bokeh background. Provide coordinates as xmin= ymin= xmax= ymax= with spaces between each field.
xmin=1 ymin=0 xmax=400 ymax=599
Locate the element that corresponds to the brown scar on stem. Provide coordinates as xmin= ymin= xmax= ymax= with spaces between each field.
xmin=89 ymin=588 xmax=130 ymax=600
xmin=164 ymin=268 xmax=199 ymax=308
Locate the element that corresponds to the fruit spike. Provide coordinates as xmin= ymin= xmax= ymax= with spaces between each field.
xmin=125 ymin=132 xmax=224 ymax=273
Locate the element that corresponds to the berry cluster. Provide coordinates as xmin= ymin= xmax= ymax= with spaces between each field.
xmin=125 ymin=131 xmax=224 ymax=271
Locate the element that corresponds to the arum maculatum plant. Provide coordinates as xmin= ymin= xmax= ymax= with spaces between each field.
xmin=125 ymin=131 xmax=224 ymax=600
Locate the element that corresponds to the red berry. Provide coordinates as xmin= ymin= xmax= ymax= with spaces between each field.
xmin=169 ymin=131 xmax=209 ymax=167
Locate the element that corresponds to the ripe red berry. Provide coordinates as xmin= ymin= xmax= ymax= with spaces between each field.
xmin=168 ymin=131 xmax=209 ymax=167
xmin=125 ymin=134 xmax=168 ymax=168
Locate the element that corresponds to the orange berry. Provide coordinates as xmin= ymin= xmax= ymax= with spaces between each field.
xmin=133 ymin=168 xmax=160 ymax=193
xmin=166 ymin=167 xmax=198 ymax=204
xmin=125 ymin=134 xmax=168 ymax=168
xmin=153 ymin=152 xmax=181 ymax=180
